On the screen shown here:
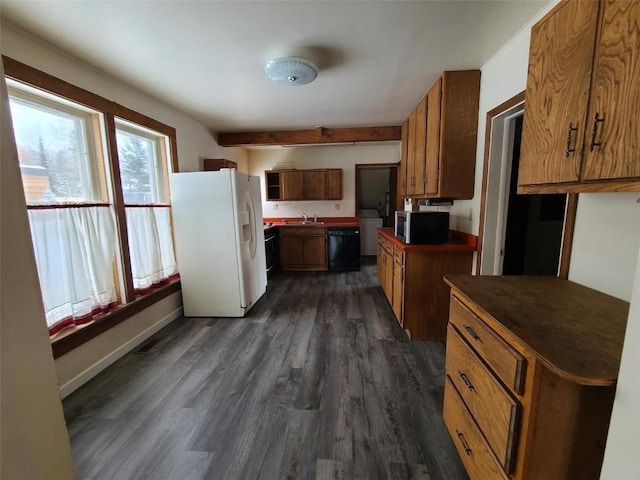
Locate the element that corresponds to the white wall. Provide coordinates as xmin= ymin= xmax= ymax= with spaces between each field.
xmin=569 ymin=193 xmax=640 ymax=301
xmin=600 ymin=244 xmax=640 ymax=478
xmin=0 ymin=20 xmax=248 ymax=394
xmin=249 ymin=143 xmax=400 ymax=218
xmin=1 ymin=62 xmax=76 ymax=480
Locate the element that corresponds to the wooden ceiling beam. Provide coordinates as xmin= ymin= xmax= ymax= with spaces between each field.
xmin=217 ymin=126 xmax=401 ymax=147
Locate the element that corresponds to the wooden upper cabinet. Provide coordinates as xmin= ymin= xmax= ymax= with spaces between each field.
xmin=280 ymin=170 xmax=304 ymax=200
xmin=581 ymin=0 xmax=640 ymax=181
xmin=400 ymin=70 xmax=480 ymax=200
xmin=412 ymin=97 xmax=427 ymax=196
xmin=519 ymin=0 xmax=640 ymax=193
xmin=399 ymin=120 xmax=409 ymax=198
xmin=434 ymin=71 xmax=480 ymax=199
xmin=326 ymin=168 xmax=343 ymax=200
xmin=519 ymin=0 xmax=599 ymax=186
xmin=303 ymin=170 xmax=326 ymax=200
xmin=407 ymin=108 xmax=417 ymax=193
xmin=425 ymin=78 xmax=442 ymax=196
xmin=265 ymin=168 xmax=342 ymax=201
xmin=202 ymin=158 xmax=237 ymax=171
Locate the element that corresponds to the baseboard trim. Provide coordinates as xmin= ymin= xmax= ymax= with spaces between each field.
xmin=58 ymin=307 xmax=183 ymax=399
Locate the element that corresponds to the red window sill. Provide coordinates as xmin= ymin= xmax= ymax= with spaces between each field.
xmin=51 ymin=279 xmax=181 ymax=358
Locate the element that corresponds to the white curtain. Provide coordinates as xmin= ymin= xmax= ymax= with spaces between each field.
xmin=125 ymin=206 xmax=177 ymax=293
xmin=27 ymin=206 xmax=118 ymax=332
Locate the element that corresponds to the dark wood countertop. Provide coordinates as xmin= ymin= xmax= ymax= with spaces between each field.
xmin=377 ymin=227 xmax=477 ymax=253
xmin=444 ymin=275 xmax=629 ymax=386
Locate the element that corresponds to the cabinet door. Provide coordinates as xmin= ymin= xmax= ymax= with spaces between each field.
xmin=581 ymin=0 xmax=640 ymax=181
xmin=326 ymin=169 xmax=342 ymax=200
xmin=412 ymin=97 xmax=427 ymax=196
xmin=399 ymin=120 xmax=409 ymax=198
xmin=425 ymin=77 xmax=442 ymax=195
xmin=281 ymin=171 xmax=304 ymax=200
xmin=519 ymin=0 xmax=599 ymax=186
xmin=377 ymin=240 xmax=385 ymax=284
xmin=280 ymin=235 xmax=304 ymax=266
xmin=407 ymin=108 xmax=417 ymax=194
xmin=392 ymin=260 xmax=403 ymax=324
xmin=265 ymin=171 xmax=281 ymax=200
xmin=384 ymin=250 xmax=394 ymax=303
xmin=303 ymin=236 xmax=327 ymax=267
xmin=303 ymin=170 xmax=326 ymax=200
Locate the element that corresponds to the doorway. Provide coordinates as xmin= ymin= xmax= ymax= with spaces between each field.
xmin=355 ymin=163 xmax=398 ymax=257
xmin=501 ymin=116 xmax=566 ymax=274
xmin=355 ymin=164 xmax=398 ymax=227
xmin=478 ymin=93 xmax=577 ymax=277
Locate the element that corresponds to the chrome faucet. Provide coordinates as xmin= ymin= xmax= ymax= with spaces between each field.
xmin=301 ymin=212 xmax=308 ymax=222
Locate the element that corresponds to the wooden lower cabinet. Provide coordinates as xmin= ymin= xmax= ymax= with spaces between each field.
xmin=377 ymin=235 xmax=394 ymax=303
xmin=376 ymin=231 xmax=473 ymax=339
xmin=443 ymin=275 xmax=629 ymax=480
xmin=391 ymin=251 xmax=403 ymax=322
xmin=280 ymin=227 xmax=327 ymax=271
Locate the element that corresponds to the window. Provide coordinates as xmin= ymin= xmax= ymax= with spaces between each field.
xmin=115 ymin=120 xmax=177 ymax=294
xmin=10 ymin=86 xmax=106 ymax=204
xmin=4 ymin=60 xmax=180 ymax=344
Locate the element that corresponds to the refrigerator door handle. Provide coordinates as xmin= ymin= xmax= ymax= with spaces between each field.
xmin=246 ymin=191 xmax=257 ymax=259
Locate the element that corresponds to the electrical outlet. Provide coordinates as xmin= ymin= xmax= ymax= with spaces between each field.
xmin=273 ymin=203 xmax=279 ymax=210
xmin=334 ymin=203 xmax=341 ymax=211
xmin=468 ymin=208 xmax=473 ymax=221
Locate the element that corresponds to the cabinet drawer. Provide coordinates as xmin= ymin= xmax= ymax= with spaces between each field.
xmin=380 ymin=236 xmax=393 ymax=254
xmin=443 ymin=377 xmax=509 ymax=480
xmin=280 ymin=227 xmax=325 ymax=236
xmin=393 ymin=246 xmax=404 ymax=265
xmin=449 ymin=296 xmax=525 ymax=394
xmin=446 ymin=326 xmax=519 ymax=473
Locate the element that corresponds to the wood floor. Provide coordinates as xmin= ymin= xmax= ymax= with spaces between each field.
xmin=63 ymin=258 xmax=469 ymax=480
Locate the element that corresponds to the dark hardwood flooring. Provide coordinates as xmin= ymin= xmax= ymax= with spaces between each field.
xmin=63 ymin=258 xmax=468 ymax=480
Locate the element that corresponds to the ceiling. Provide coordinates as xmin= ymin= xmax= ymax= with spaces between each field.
xmin=0 ymin=1 xmax=548 ymax=135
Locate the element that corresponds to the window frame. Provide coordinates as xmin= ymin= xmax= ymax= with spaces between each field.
xmin=8 ymin=83 xmax=109 ymax=204
xmin=3 ymin=55 xmax=181 ymax=358
xmin=115 ymin=118 xmax=170 ymax=205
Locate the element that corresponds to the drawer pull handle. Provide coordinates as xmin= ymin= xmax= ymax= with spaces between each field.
xmin=463 ymin=325 xmax=481 ymax=342
xmin=565 ymin=122 xmax=578 ymax=157
xmin=590 ymin=113 xmax=604 ymax=152
xmin=459 ymin=372 xmax=475 ymax=392
xmin=456 ymin=430 xmax=472 ymax=456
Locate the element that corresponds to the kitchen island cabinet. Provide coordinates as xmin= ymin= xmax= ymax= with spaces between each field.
xmin=443 ymin=275 xmax=629 ymax=480
xmin=376 ymin=228 xmax=475 ymax=339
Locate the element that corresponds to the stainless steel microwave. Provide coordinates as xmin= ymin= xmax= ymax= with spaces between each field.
xmin=395 ymin=211 xmax=450 ymax=244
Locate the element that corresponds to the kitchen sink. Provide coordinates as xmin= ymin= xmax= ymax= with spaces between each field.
xmin=282 ymin=220 xmax=325 ymax=225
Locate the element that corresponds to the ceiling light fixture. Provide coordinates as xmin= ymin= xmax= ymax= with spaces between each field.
xmin=264 ymin=56 xmax=318 ymax=86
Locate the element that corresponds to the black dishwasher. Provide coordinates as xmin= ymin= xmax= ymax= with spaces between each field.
xmin=327 ymin=227 xmax=361 ymax=271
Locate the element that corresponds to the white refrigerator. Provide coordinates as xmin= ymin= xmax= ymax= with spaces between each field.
xmin=170 ymin=170 xmax=267 ymax=317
